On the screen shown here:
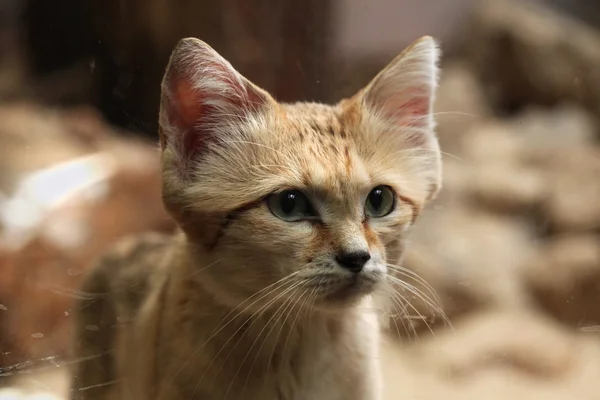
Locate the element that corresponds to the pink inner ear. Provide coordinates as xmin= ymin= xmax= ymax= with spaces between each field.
xmin=164 ymin=77 xmax=213 ymax=162
xmin=162 ymin=44 xmax=271 ymax=171
xmin=384 ymin=89 xmax=430 ymax=127
xmin=401 ymin=97 xmax=429 ymax=124
xmin=175 ymin=80 xmax=204 ymax=127
xmin=379 ymin=89 xmax=431 ymax=148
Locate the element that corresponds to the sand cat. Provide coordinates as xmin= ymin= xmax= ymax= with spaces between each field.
xmin=69 ymin=35 xmax=441 ymax=400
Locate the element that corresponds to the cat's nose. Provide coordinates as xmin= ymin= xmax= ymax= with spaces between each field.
xmin=335 ymin=251 xmax=371 ymax=273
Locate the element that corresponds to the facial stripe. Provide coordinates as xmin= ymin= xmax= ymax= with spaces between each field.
xmin=397 ymin=194 xmax=420 ymax=225
xmin=207 ymin=199 xmax=263 ymax=250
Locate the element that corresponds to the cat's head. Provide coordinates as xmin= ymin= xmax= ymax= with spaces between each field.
xmin=158 ymin=37 xmax=441 ymax=310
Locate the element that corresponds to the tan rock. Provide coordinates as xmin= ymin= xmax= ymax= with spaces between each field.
xmin=461 ymin=121 xmax=522 ymax=164
xmin=409 ymin=309 xmax=578 ymax=379
xmin=434 ymin=62 xmax=491 ymax=154
xmin=469 ymin=163 xmax=547 ymax=212
xmin=509 ymin=105 xmax=596 ymax=150
xmin=381 ymin=309 xmax=600 ymax=400
xmin=524 ymin=234 xmax=600 ymax=325
xmin=543 ymin=168 xmax=600 ymax=231
xmin=435 ymin=156 xmax=473 ymax=204
xmin=467 ymin=0 xmax=600 ymax=117
xmin=387 ymin=205 xmax=534 ymax=337
xmin=0 ymin=104 xmax=175 ymax=370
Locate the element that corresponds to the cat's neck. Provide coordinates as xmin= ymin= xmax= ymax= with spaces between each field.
xmin=154 ymin=235 xmax=373 ymax=398
xmin=163 ymin=237 xmax=359 ymax=388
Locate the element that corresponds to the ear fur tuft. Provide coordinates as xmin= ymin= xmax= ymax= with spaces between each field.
xmin=158 ymin=37 xmax=273 ymax=176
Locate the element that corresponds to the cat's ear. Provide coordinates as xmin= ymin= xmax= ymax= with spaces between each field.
xmin=359 ymin=36 xmax=441 ymax=200
xmin=159 ymin=38 xmax=274 ymax=169
xmin=360 ymin=36 xmax=440 ymax=143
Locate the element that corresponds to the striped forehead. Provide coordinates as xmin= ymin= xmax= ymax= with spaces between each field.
xmin=282 ymin=106 xmax=371 ymax=203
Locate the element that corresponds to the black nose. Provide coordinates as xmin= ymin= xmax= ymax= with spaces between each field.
xmin=336 ymin=251 xmax=371 ymax=273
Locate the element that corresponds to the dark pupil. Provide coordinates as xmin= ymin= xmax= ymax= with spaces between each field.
xmin=370 ymin=189 xmax=383 ymax=210
xmin=281 ymin=192 xmax=297 ymax=214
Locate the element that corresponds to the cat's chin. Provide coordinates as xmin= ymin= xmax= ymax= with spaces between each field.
xmin=316 ymin=274 xmax=382 ymax=309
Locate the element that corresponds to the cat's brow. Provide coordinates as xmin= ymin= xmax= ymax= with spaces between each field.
xmin=302 ymin=184 xmax=349 ymax=203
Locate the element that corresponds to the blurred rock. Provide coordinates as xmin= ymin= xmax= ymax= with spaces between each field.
xmin=543 ymin=156 xmax=600 ymax=231
xmin=510 ymin=105 xmax=597 ymax=150
xmin=411 ymin=310 xmax=578 ymax=379
xmin=390 ymin=65 xmax=600 ymax=340
xmin=0 ymin=104 xmax=95 ymax=192
xmin=467 ymin=0 xmax=600 ymax=118
xmin=381 ymin=308 xmax=600 ymax=400
xmin=387 ymin=204 xmax=535 ymax=337
xmin=0 ymin=103 xmax=175 ymax=370
xmin=434 ymin=61 xmax=492 ymax=154
xmin=525 ymin=235 xmax=600 ymax=325
xmin=459 ymin=102 xmax=597 ymax=172
xmin=456 ymin=103 xmax=600 ymax=220
xmin=436 ymin=156 xmax=472 ymax=204
xmin=469 ymin=163 xmax=547 ymax=213
xmin=461 ymin=121 xmax=522 ymax=164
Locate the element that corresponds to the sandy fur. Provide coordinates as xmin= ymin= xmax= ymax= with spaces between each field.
xmin=69 ymin=36 xmax=441 ymax=400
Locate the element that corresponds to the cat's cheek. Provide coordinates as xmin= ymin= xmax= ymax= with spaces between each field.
xmin=233 ymin=209 xmax=317 ymax=256
xmin=368 ymin=219 xmax=403 ymax=242
xmin=369 ymin=221 xmax=409 ymax=267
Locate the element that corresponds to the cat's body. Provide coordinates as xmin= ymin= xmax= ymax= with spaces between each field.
xmin=71 ymin=232 xmax=381 ymax=400
xmin=70 ymin=36 xmax=442 ymax=400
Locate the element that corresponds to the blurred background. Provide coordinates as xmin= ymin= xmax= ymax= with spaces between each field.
xmin=1 ymin=0 xmax=600 ymax=398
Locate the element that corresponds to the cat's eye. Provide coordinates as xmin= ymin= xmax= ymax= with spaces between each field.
xmin=365 ymin=186 xmax=395 ymax=218
xmin=267 ymin=190 xmax=317 ymax=222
